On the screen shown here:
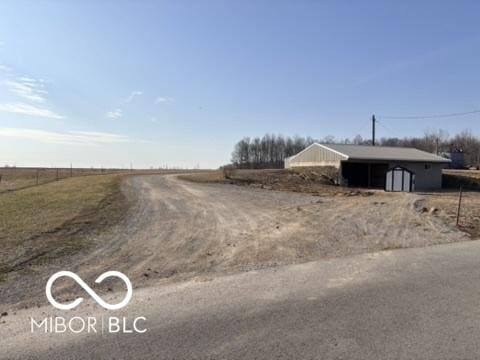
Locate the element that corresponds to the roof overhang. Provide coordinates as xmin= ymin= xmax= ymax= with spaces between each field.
xmin=288 ymin=143 xmax=349 ymax=162
xmin=288 ymin=142 xmax=451 ymax=164
xmin=344 ymin=157 xmax=451 ymax=164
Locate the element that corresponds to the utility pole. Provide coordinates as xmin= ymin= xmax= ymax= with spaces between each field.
xmin=435 ymin=138 xmax=439 ymax=155
xmin=372 ymin=114 xmax=376 ymax=146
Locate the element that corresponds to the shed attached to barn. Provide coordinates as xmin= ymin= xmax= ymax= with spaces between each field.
xmin=284 ymin=143 xmax=450 ymax=191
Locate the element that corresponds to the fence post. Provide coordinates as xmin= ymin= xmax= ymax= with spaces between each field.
xmin=36 ymin=170 xmax=39 ymax=185
xmin=56 ymin=168 xmax=59 ymax=181
xmin=0 ymin=174 xmax=2 ymax=184
xmin=456 ymin=186 xmax=463 ymax=227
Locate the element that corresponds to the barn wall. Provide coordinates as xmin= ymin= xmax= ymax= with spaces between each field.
xmin=388 ymin=162 xmax=445 ymax=190
xmin=284 ymin=144 xmax=447 ymax=190
xmin=286 ymin=144 xmax=346 ymax=169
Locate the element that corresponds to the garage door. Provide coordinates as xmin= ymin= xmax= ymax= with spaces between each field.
xmin=385 ymin=166 xmax=415 ymax=192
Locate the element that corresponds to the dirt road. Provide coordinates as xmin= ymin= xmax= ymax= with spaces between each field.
xmin=0 ymin=174 xmax=467 ymax=309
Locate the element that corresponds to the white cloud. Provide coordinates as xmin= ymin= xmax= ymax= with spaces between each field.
xmin=0 ymin=67 xmax=63 ymax=120
xmin=106 ymin=108 xmax=123 ymax=119
xmin=104 ymin=91 xmax=142 ymax=120
xmin=154 ymin=96 xmax=174 ymax=104
xmin=0 ymin=127 xmax=130 ymax=145
xmin=67 ymin=131 xmax=130 ymax=144
xmin=0 ymin=64 xmax=12 ymax=73
xmin=125 ymin=90 xmax=142 ymax=103
xmin=4 ymin=78 xmax=47 ymax=103
xmin=0 ymin=103 xmax=64 ymax=119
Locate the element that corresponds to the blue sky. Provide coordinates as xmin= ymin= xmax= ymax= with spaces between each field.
xmin=1 ymin=1 xmax=480 ymax=168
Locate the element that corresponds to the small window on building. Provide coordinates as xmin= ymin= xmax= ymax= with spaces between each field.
xmin=425 ymin=164 xmax=431 ymax=170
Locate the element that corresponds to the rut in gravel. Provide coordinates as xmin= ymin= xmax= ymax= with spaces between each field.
xmin=0 ymin=175 xmax=467 ymax=308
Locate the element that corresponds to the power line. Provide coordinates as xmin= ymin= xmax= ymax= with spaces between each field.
xmin=375 ymin=119 xmax=403 ymax=138
xmin=353 ymin=119 xmax=371 ymax=137
xmin=353 ymin=109 xmax=477 ymax=142
xmin=378 ymin=109 xmax=480 ymax=120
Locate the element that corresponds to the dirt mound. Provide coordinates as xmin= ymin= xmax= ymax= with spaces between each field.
xmin=224 ymin=167 xmax=361 ymax=196
xmin=181 ymin=167 xmax=374 ymax=196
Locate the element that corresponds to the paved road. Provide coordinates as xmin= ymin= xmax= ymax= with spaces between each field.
xmin=3 ymin=239 xmax=480 ymax=359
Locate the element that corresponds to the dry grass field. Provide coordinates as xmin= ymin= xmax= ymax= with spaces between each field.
xmin=420 ymin=191 xmax=480 ymax=238
xmin=443 ymin=169 xmax=480 ymax=190
xmin=444 ymin=169 xmax=480 ymax=179
xmin=0 ymin=167 xmax=126 ymax=192
xmin=0 ymin=173 xmax=128 ymax=278
xmin=418 ymin=169 xmax=480 ymax=238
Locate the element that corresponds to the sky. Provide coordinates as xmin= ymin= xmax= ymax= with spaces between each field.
xmin=1 ymin=0 xmax=480 ymax=168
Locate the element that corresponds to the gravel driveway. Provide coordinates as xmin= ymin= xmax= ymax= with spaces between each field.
xmin=0 ymin=174 xmax=467 ymax=309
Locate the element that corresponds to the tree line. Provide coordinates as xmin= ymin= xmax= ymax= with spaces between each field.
xmin=231 ymin=130 xmax=480 ymax=169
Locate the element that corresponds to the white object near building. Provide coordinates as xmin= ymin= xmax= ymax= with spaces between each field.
xmin=385 ymin=166 xmax=415 ymax=192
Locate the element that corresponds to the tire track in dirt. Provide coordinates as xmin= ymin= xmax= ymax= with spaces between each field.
xmin=0 ymin=174 xmax=468 ymax=309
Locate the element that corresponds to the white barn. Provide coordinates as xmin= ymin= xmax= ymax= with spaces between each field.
xmin=285 ymin=143 xmax=450 ymax=191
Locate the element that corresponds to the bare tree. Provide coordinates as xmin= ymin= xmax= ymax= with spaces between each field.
xmin=231 ymin=129 xmax=480 ymax=169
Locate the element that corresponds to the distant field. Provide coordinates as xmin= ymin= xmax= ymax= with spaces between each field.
xmin=443 ymin=169 xmax=480 ymax=190
xmin=0 ymin=167 xmax=204 ymax=192
xmin=0 ymin=167 xmax=128 ymax=192
xmin=444 ymin=169 xmax=480 ymax=178
xmin=444 ymin=169 xmax=480 ymax=181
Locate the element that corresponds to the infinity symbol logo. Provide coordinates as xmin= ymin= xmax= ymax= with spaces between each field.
xmin=46 ymin=271 xmax=133 ymax=310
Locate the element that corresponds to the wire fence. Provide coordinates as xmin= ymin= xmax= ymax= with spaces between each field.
xmin=0 ymin=167 xmax=204 ymax=194
xmin=0 ymin=167 xmax=131 ymax=193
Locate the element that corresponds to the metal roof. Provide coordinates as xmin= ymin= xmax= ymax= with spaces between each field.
xmin=316 ymin=143 xmax=451 ymax=163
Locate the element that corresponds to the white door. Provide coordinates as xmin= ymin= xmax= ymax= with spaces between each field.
xmin=386 ymin=167 xmax=414 ymax=192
